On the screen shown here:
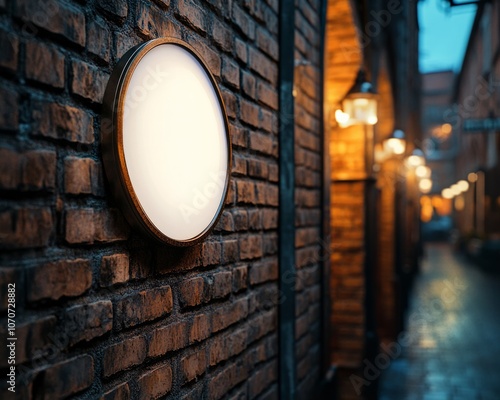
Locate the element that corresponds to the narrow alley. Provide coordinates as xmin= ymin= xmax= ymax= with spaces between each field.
xmin=379 ymin=243 xmax=500 ymax=400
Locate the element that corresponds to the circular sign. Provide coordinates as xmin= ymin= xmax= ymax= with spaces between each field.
xmin=101 ymin=38 xmax=231 ymax=246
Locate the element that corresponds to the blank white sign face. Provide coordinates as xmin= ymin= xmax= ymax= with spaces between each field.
xmin=121 ymin=43 xmax=229 ymax=242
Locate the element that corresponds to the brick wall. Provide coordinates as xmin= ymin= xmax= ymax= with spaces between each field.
xmin=0 ymin=0 xmax=322 ymax=398
xmin=293 ymin=0 xmax=323 ymax=398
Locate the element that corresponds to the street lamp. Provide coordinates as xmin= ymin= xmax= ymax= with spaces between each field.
xmin=406 ymin=148 xmax=425 ymax=168
xmin=383 ymin=129 xmax=406 ymax=156
xmin=335 ymin=69 xmax=378 ymax=127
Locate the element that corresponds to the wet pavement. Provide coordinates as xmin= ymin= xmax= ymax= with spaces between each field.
xmin=379 ymin=243 xmax=500 ymax=400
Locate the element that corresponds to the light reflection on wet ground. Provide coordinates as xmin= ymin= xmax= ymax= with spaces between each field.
xmin=379 ymin=243 xmax=500 ymax=400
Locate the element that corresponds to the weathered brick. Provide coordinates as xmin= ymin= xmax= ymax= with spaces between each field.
xmin=115 ymin=31 xmax=142 ymax=60
xmin=33 ymin=101 xmax=94 ymax=143
xmin=262 ymin=209 xmax=278 ymax=229
xmin=211 ymin=271 xmax=232 ymax=299
xmin=249 ymin=132 xmax=274 ymax=155
xmin=248 ymin=309 xmax=277 ymax=343
xmin=116 ymin=285 xmax=173 ymax=328
xmin=190 ymin=39 xmax=221 ymax=77
xmin=222 ymin=58 xmax=240 ymax=89
xmin=0 ymin=86 xmax=18 ymax=130
xmin=179 ymin=277 xmax=205 ymax=308
xmin=0 ymin=29 xmax=18 ymax=71
xmin=0 ymin=208 xmax=53 ymax=249
xmin=231 ymin=124 xmax=247 ymax=147
xmin=256 ymin=26 xmax=278 ymax=61
xmin=209 ymin=327 xmax=247 ymax=366
xmin=138 ymin=364 xmax=172 ymax=399
xmin=240 ymin=100 xmax=259 ymax=127
xmin=65 ymin=208 xmax=129 ymax=244
xmin=248 ymin=158 xmax=269 ymax=180
xmin=208 ymin=360 xmax=248 ymax=400
xmin=202 ymin=241 xmax=221 ymax=266
xmin=25 ymin=41 xmax=64 ymax=88
xmin=64 ymin=156 xmax=103 ymax=195
xmin=235 ymin=38 xmax=248 ymax=64
xmin=104 ymin=335 xmax=147 ymax=377
xmin=241 ymin=71 xmax=256 ymax=98
xmin=177 ymin=0 xmax=206 ymax=33
xmin=236 ymin=180 xmax=255 ymax=204
xmin=257 ymin=81 xmax=279 ymax=110
xmin=249 ymin=47 xmax=277 ymax=85
xmin=136 ymin=1 xmax=176 ymax=39
xmin=232 ymin=4 xmax=255 ymax=39
xmin=26 ymin=259 xmax=91 ymax=302
xmin=211 ymin=18 xmax=232 ymax=52
xmin=222 ymin=239 xmax=239 ymax=263
xmin=181 ymin=349 xmax=206 ymax=383
xmin=248 ymin=360 xmax=277 ymax=398
xmin=189 ymin=313 xmax=210 ymax=343
xmin=0 ymin=316 xmax=57 ymax=366
xmin=212 ymin=297 xmax=249 ymax=333
xmin=101 ymin=382 xmax=130 ymax=400
xmin=71 ymin=60 xmax=110 ymax=103
xmin=64 ymin=300 xmax=113 ymax=346
xmin=217 ymin=210 xmax=234 ymax=232
xmin=222 ymin=88 xmax=237 ymax=119
xmin=87 ymin=17 xmax=111 ymax=62
xmin=15 ymin=0 xmax=85 ymax=46
xmin=148 ymin=321 xmax=188 ymax=357
xmin=240 ymin=235 xmax=263 ymax=260
xmin=39 ymin=355 xmax=94 ymax=398
xmin=232 ymin=265 xmax=248 ymax=292
xmin=249 ymin=260 xmax=278 ymax=285
xmin=101 ymin=254 xmax=129 ymax=287
xmin=98 ymin=0 xmax=128 ymax=20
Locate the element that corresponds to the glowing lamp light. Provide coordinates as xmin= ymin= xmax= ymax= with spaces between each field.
xmin=450 ymin=184 xmax=461 ymax=196
xmin=468 ymin=172 xmax=478 ymax=183
xmin=101 ymin=38 xmax=231 ymax=246
xmin=335 ymin=70 xmax=378 ymax=127
xmin=406 ymin=148 xmax=425 ymax=168
xmin=457 ymin=180 xmax=469 ymax=192
xmin=383 ymin=129 xmax=406 ymax=156
xmin=415 ymin=165 xmax=431 ymax=179
xmin=419 ymin=178 xmax=432 ymax=193
xmin=442 ymin=188 xmax=453 ymax=199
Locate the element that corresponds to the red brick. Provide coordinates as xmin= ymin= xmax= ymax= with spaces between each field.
xmin=248 ymin=309 xmax=277 ymax=343
xmin=240 ymin=235 xmax=263 ymax=260
xmin=211 ymin=271 xmax=232 ymax=299
xmin=33 ymin=101 xmax=94 ymax=144
xmin=249 ymin=47 xmax=277 ymax=85
xmin=0 ymin=29 xmax=18 ymax=71
xmin=0 ymin=315 xmax=56 ymax=366
xmin=116 ymin=285 xmax=173 ymax=328
xmin=268 ymin=164 xmax=278 ymax=182
xmin=235 ymin=38 xmax=248 ymax=64
xmin=177 ymin=0 xmax=206 ymax=33
xmin=25 ymin=41 xmax=64 ymax=87
xmin=240 ymin=100 xmax=259 ymax=128
xmin=232 ymin=154 xmax=247 ymax=176
xmin=181 ymin=349 xmax=206 ymax=383
xmin=232 ymin=209 xmax=249 ymax=230
xmin=0 ymin=208 xmax=53 ymax=249
xmin=179 ymin=277 xmax=205 ymax=308
xmin=262 ymin=209 xmax=278 ymax=229
xmin=209 ymin=327 xmax=247 ymax=366
xmin=256 ymin=26 xmax=278 ymax=61
xmin=232 ymin=4 xmax=255 ymax=39
xmin=39 ymin=355 xmax=94 ymax=398
xmin=236 ymin=180 xmax=256 ymax=204
xmin=208 ymin=360 xmax=248 ymax=400
xmin=257 ymin=81 xmax=278 ymax=110
xmin=248 ymin=360 xmax=278 ymax=398
xmin=248 ymin=158 xmax=269 ymax=180
xmin=15 ymin=0 xmax=85 ymax=46
xmin=222 ymin=88 xmax=237 ymax=119
xmin=189 ymin=38 xmax=221 ymax=77
xmin=26 ymin=259 xmax=91 ymax=302
xmin=148 ymin=321 xmax=188 ymax=357
xmin=87 ymin=17 xmax=111 ymax=62
xmin=230 ymin=124 xmax=247 ymax=148
xmin=249 ymin=260 xmax=278 ymax=285
xmin=202 ymin=241 xmax=221 ymax=266
xmin=222 ymin=239 xmax=239 ymax=263
xmin=100 ymin=253 xmax=129 ymax=287
xmin=138 ymin=364 xmax=172 ymax=399
xmin=212 ymin=296 xmax=249 ymax=332
xmin=64 ymin=300 xmax=113 ymax=346
xmin=217 ymin=210 xmax=234 ymax=232
xmin=211 ymin=19 xmax=232 ymax=52
xmin=71 ymin=59 xmax=110 ymax=103
xmin=104 ymin=335 xmax=147 ymax=377
xmin=189 ymin=313 xmax=210 ymax=343
xmin=181 ymin=386 xmax=204 ymax=400
xmin=99 ymin=0 xmax=128 ymax=19
xmin=64 ymin=156 xmax=103 ymax=195
xmin=232 ymin=265 xmax=248 ymax=292
xmin=0 ymin=86 xmax=18 ymax=130
xmin=65 ymin=208 xmax=129 ymax=244
xmin=249 ymin=132 xmax=274 ymax=155
xmin=222 ymin=58 xmax=240 ymax=89
xmin=101 ymin=382 xmax=130 ymax=400
xmin=136 ymin=1 xmax=177 ymax=39
xmin=242 ymin=71 xmax=256 ymax=98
